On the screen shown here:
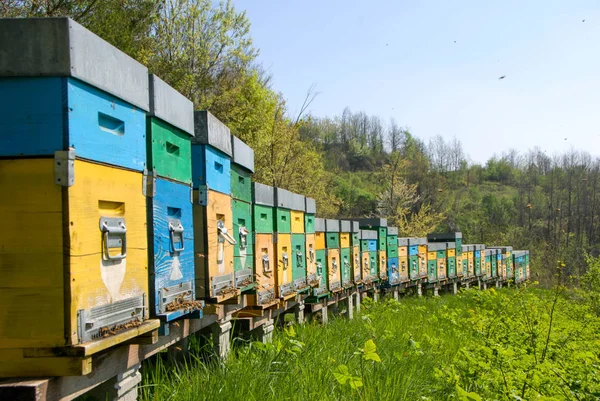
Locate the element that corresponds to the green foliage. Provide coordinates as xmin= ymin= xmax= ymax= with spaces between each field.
xmin=139 ymin=287 xmax=600 ymax=401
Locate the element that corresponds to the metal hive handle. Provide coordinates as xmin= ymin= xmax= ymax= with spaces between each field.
xmin=217 ymin=221 xmax=236 ymax=245
xmin=100 ymin=217 xmax=127 ymax=261
xmin=168 ymin=220 xmax=185 ymax=252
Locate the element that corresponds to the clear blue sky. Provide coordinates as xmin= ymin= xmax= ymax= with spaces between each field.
xmin=232 ymin=0 xmax=600 ymax=164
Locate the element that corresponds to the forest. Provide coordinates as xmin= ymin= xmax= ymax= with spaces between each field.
xmin=3 ymin=0 xmax=599 ymax=285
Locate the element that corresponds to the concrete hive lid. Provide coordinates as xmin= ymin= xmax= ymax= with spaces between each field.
xmin=231 ymin=135 xmax=254 ymax=172
xmin=305 ymin=197 xmax=316 ymax=214
xmin=193 ymin=111 xmax=232 ymax=156
xmin=325 ymin=219 xmax=340 ymax=232
xmin=340 ymin=220 xmax=352 ymax=233
xmin=0 ymin=17 xmax=150 ymax=111
xmin=314 ymin=218 xmax=326 ymax=232
xmin=360 ymin=230 xmax=378 ymax=240
xmin=252 ymin=182 xmax=275 ymax=206
xmin=274 ymin=187 xmax=294 ymax=209
xmin=149 ymin=74 xmax=194 ymax=135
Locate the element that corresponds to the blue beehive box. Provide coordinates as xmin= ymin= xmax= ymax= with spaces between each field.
xmin=0 ymin=18 xmax=148 ymax=171
xmin=388 ymin=257 xmax=399 ymax=284
xmin=147 ymin=177 xmax=197 ymax=322
xmin=191 ymin=111 xmax=232 ymax=194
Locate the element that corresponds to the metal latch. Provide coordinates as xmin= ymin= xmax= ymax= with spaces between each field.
xmin=168 ymin=219 xmax=184 ymax=252
xmin=316 ymin=261 xmax=323 ymax=278
xmin=364 ymin=258 xmax=370 ymax=272
xmin=391 ymin=262 xmax=398 ymax=273
xmin=100 ymin=217 xmax=127 ymax=261
xmin=309 ymin=247 xmax=315 ymax=263
xmin=217 ymin=221 xmax=236 ymax=245
xmin=262 ymin=255 xmax=271 ymax=273
xmin=355 ymin=255 xmax=360 ymax=269
xmin=282 ymin=252 xmax=289 ymax=270
xmin=239 ymin=226 xmax=249 ymax=250
xmin=296 ymin=251 xmax=303 ymax=268
xmin=401 ymin=261 xmax=407 ymax=272
xmin=331 ymin=258 xmax=338 ymax=273
xmin=54 ymin=150 xmax=75 ymax=187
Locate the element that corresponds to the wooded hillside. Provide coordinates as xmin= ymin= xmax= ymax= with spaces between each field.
xmin=4 ymin=0 xmax=599 ymax=285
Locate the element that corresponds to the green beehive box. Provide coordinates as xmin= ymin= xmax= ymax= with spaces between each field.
xmin=275 ymin=208 xmax=291 ymax=233
xmin=232 ymin=199 xmax=254 ymax=290
xmin=292 ymin=233 xmax=308 ymax=293
xmin=313 ymin=249 xmax=328 ymax=297
xmin=232 ymin=199 xmax=253 ymax=257
xmin=253 ymin=183 xmax=275 ymax=234
xmin=352 ymin=221 xmax=360 ymax=246
xmin=231 ymin=164 xmax=252 ymax=203
xmin=326 ymin=219 xmax=340 ymax=249
xmin=427 ymin=257 xmax=437 ymax=283
xmin=369 ymin=251 xmax=378 ymax=279
xmin=147 ymin=118 xmax=193 ymax=183
xmin=340 ymin=247 xmax=352 ymax=287
xmin=147 ymin=74 xmax=194 ymax=184
xmin=253 ymin=204 xmax=274 ymax=233
xmin=230 ymin=135 xmax=254 ymax=202
xmin=386 ymin=226 xmax=398 ymax=258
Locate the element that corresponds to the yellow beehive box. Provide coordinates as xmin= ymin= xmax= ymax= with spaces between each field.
xmin=305 ymin=234 xmax=319 ymax=286
xmin=290 ymin=210 xmax=305 ymax=233
xmin=418 ymin=245 xmax=428 ymax=278
xmin=327 ymin=248 xmax=342 ymax=292
xmin=361 ymin=251 xmax=371 ymax=282
xmin=253 ymin=233 xmax=277 ymax=306
xmin=448 ymin=249 xmax=456 ymax=258
xmin=467 ymin=251 xmax=474 ymax=277
xmin=0 ymin=157 xmax=156 ymax=368
xmin=340 ymin=232 xmax=351 ymax=249
xmin=275 ymin=233 xmax=295 ymax=300
xmin=193 ymin=188 xmax=238 ymax=302
xmin=315 ymin=232 xmax=326 ymax=250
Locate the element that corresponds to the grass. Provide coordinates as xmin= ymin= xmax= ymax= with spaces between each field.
xmin=138 ymin=286 xmax=600 ymax=400
xmin=139 ymin=294 xmax=476 ymax=401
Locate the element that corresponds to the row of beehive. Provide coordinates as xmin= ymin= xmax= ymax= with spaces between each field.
xmin=0 ymin=17 xmax=530 ymax=378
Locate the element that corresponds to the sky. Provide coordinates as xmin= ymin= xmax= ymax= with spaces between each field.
xmin=231 ymin=0 xmax=600 ymax=164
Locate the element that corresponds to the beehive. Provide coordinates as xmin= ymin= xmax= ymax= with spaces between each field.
xmin=274 ymin=188 xmax=297 ymax=299
xmin=230 ymin=136 xmax=255 ymax=292
xmin=289 ymin=193 xmax=309 ymax=293
xmin=192 ymin=112 xmax=237 ymax=302
xmin=340 ymin=221 xmax=353 ymax=288
xmin=304 ymin=198 xmax=318 ymax=287
xmin=232 ymin=199 xmax=254 ymax=291
xmin=386 ymin=227 xmax=399 ymax=284
xmin=358 ymin=218 xmax=387 ymax=251
xmin=398 ymin=238 xmax=410 ymax=282
xmin=0 ymin=18 xmax=158 ymax=377
xmin=408 ymin=237 xmax=427 ymax=280
xmin=146 ymin=75 xmax=197 ymax=321
xmin=252 ymin=183 xmax=277 ymax=306
xmin=313 ymin=218 xmax=329 ymax=296
xmin=351 ymin=222 xmax=362 ymax=284
xmin=462 ymin=245 xmax=473 ymax=278
xmin=484 ymin=249 xmax=493 ymax=281
xmin=361 ymin=230 xmax=379 ymax=282
xmin=446 ymin=242 xmax=457 ymax=279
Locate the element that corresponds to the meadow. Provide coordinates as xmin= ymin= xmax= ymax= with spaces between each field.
xmin=139 ymin=284 xmax=600 ymax=401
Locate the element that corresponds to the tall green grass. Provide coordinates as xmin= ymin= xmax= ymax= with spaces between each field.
xmin=139 ymin=287 xmax=600 ymax=400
